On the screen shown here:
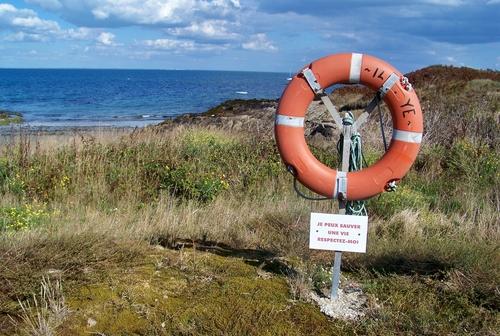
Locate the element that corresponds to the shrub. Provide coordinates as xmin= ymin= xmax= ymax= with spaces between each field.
xmin=445 ymin=139 xmax=499 ymax=189
xmin=368 ymin=185 xmax=431 ymax=219
xmin=0 ymin=204 xmax=51 ymax=232
xmin=158 ymin=164 xmax=229 ymax=202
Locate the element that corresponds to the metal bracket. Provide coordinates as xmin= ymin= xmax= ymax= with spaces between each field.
xmin=335 ymin=171 xmax=348 ymax=200
xmin=353 ymin=72 xmax=398 ymax=131
xmin=379 ymin=72 xmax=399 ymax=98
xmin=302 ymin=68 xmax=343 ymax=130
xmin=320 ymin=96 xmax=343 ymax=130
xmin=302 ymin=68 xmax=323 ymax=94
xmin=353 ymin=93 xmax=380 ymax=131
xmin=386 ymin=180 xmax=398 ymax=192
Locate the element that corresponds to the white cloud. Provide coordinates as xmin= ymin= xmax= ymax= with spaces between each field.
xmin=0 ymin=3 xmax=60 ymax=34
xmin=20 ymin=0 xmax=246 ymax=51
xmin=1 ymin=3 xmax=115 ymax=45
xmin=445 ymin=56 xmax=464 ymax=66
xmin=143 ymin=38 xmax=195 ymax=50
xmin=323 ymin=31 xmax=363 ymax=42
xmin=0 ymin=3 xmax=16 ymax=13
xmin=242 ymin=33 xmax=277 ymax=51
xmin=142 ymin=38 xmax=228 ymax=52
xmin=4 ymin=31 xmax=46 ymax=42
xmin=28 ymin=0 xmax=241 ymax=26
xmin=62 ymin=27 xmax=94 ymax=40
xmin=167 ymin=20 xmax=239 ymax=41
xmin=96 ymin=31 xmax=116 ymax=46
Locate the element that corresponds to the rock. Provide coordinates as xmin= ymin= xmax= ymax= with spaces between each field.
xmin=87 ymin=317 xmax=97 ymax=327
xmin=157 ymin=99 xmax=277 ymax=135
xmin=156 ymin=98 xmax=339 ymax=138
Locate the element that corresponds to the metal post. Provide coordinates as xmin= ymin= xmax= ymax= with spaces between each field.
xmin=330 ymin=117 xmax=352 ymax=300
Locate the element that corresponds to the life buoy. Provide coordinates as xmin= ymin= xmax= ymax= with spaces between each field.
xmin=275 ymin=53 xmax=423 ymax=201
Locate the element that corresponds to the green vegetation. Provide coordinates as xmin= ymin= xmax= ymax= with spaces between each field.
xmin=0 ymin=111 xmax=23 ymax=126
xmin=0 ymin=67 xmax=499 ymax=335
xmin=0 ymin=203 xmax=52 ymax=231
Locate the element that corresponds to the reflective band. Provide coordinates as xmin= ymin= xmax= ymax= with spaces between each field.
xmin=379 ymin=73 xmax=399 ymax=98
xmin=275 ymin=115 xmax=305 ymax=128
xmin=333 ymin=171 xmax=348 ymax=199
xmin=392 ymin=129 xmax=422 ymax=144
xmin=349 ymin=53 xmax=363 ymax=84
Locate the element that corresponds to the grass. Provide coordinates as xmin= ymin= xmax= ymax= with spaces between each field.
xmin=14 ymin=276 xmax=68 ymax=336
xmin=0 ymin=111 xmax=23 ymax=126
xmin=0 ymin=66 xmax=499 ymax=335
xmin=58 ymin=249 xmax=346 ymax=335
xmin=0 ymin=124 xmax=497 ymax=335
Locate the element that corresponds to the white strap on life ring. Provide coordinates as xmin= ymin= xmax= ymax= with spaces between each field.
xmin=275 ymin=115 xmax=304 ymax=128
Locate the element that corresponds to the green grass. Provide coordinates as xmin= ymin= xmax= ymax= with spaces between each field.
xmin=0 ymin=111 xmax=23 ymax=126
xmin=0 ymin=114 xmax=498 ymax=334
xmin=58 ymin=249 xmax=348 ymax=335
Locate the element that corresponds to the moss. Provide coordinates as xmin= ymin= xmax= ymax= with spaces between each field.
xmin=360 ymin=275 xmax=498 ymax=335
xmin=57 ymin=249 xmax=347 ymax=335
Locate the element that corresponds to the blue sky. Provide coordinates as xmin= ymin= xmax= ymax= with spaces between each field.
xmin=0 ymin=0 xmax=498 ymax=72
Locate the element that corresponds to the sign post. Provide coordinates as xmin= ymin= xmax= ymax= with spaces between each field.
xmin=332 ymin=119 xmax=352 ymax=299
xmin=300 ymin=68 xmax=373 ymax=300
xmin=307 ymin=115 xmax=369 ymax=300
xmin=277 ymin=55 xmax=423 ymax=303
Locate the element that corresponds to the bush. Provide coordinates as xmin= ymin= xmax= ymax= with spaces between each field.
xmin=0 ymin=204 xmax=51 ymax=232
xmin=158 ymin=164 xmax=229 ymax=202
xmin=445 ymin=140 xmax=499 ymax=189
xmin=0 ymin=129 xmax=288 ymax=205
xmin=368 ymin=185 xmax=431 ymax=219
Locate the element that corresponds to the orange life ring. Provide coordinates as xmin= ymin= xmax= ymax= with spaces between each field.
xmin=275 ymin=53 xmax=423 ymax=201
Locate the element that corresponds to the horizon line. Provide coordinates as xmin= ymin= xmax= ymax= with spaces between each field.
xmin=0 ymin=67 xmax=289 ymax=74
xmin=0 ymin=64 xmax=497 ymax=74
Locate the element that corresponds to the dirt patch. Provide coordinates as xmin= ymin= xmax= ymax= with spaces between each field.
xmin=310 ymin=285 xmax=368 ymax=320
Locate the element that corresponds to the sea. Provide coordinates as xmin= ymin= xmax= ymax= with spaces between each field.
xmin=0 ymin=69 xmax=288 ymax=129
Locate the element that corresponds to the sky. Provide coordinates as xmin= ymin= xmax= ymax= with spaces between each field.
xmin=0 ymin=0 xmax=498 ymax=72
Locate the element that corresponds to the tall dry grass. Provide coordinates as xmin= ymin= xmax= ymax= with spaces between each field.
xmin=0 ymin=117 xmax=498 ymax=334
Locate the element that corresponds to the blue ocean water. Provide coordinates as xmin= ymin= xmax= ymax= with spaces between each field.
xmin=0 ymin=69 xmax=288 ymax=128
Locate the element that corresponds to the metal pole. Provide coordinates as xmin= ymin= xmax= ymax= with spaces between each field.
xmin=330 ymin=117 xmax=352 ymax=300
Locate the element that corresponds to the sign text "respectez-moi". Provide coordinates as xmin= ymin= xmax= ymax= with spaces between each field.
xmin=309 ymin=213 xmax=368 ymax=253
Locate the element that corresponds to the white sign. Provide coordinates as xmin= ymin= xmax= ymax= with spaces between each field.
xmin=309 ymin=213 xmax=368 ymax=253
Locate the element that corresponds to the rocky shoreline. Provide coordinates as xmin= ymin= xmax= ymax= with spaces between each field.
xmin=159 ymin=65 xmax=500 ymax=147
xmin=157 ymin=97 xmax=345 ymax=138
xmin=158 ymin=99 xmax=279 ymax=135
xmin=2 ymin=65 xmax=497 ymax=144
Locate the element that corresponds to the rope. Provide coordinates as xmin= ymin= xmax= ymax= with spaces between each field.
xmin=376 ymin=100 xmax=397 ymax=192
xmin=289 ymin=166 xmax=330 ymax=201
xmin=293 ymin=176 xmax=330 ymax=201
xmin=377 ymin=98 xmax=388 ymax=152
xmin=291 ymin=99 xmax=393 ymax=207
xmin=337 ymin=112 xmax=367 ymax=216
